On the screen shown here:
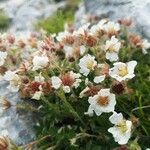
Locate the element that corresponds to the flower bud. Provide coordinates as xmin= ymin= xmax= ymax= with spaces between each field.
xmin=0 ymin=97 xmax=11 ymax=110
xmin=0 ymin=136 xmax=9 ymax=150
xmin=112 ymin=81 xmax=125 ymax=94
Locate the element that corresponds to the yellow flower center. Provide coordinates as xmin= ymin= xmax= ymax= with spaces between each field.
xmin=116 ymin=120 xmax=128 ymax=133
xmin=118 ymin=66 xmax=128 ymax=77
xmin=87 ymin=60 xmax=94 ymax=70
xmin=97 ymin=96 xmax=109 ymax=106
xmin=107 ymin=44 xmax=116 ymax=52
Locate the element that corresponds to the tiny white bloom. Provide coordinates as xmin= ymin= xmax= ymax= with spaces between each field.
xmin=108 ymin=112 xmax=132 ymax=145
xmin=32 ymin=55 xmax=49 ymax=71
xmin=85 ymin=78 xmax=89 ymax=85
xmin=109 ymin=61 xmax=137 ymax=82
xmin=70 ymin=71 xmax=82 ymax=88
xmin=0 ymin=51 xmax=7 ymax=66
xmin=79 ymin=87 xmax=90 ymax=98
xmin=90 ymin=19 xmax=107 ymax=36
xmin=104 ymin=36 xmax=121 ymax=62
xmin=3 ymin=70 xmax=21 ymax=92
xmin=51 ymin=76 xmax=62 ymax=89
xmin=141 ymin=39 xmax=150 ymax=55
xmin=64 ymin=45 xmax=73 ymax=58
xmin=85 ymin=89 xmax=116 ymax=116
xmin=104 ymin=21 xmax=120 ymax=34
xmin=94 ymin=75 xmax=105 ymax=83
xmin=56 ymin=31 xmax=72 ymax=42
xmin=32 ymin=91 xmax=43 ymax=100
xmin=34 ymin=73 xmax=45 ymax=82
xmin=64 ymin=45 xmax=86 ymax=58
xmin=80 ymin=45 xmax=86 ymax=55
xmin=73 ymin=23 xmax=90 ymax=36
xmin=79 ymin=54 xmax=97 ymax=76
xmin=63 ymin=86 xmax=71 ymax=93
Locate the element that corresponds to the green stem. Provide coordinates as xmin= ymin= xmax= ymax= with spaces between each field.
xmin=56 ymin=89 xmax=85 ymax=126
xmin=132 ymin=105 xmax=150 ymax=112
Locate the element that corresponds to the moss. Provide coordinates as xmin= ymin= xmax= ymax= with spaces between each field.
xmin=35 ymin=0 xmax=80 ymax=34
xmin=0 ymin=10 xmax=10 ymax=30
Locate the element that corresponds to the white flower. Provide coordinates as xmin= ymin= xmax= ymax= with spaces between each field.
xmin=70 ymin=71 xmax=81 ymax=88
xmin=104 ymin=21 xmax=120 ymax=35
xmin=109 ymin=61 xmax=137 ymax=82
xmin=79 ymin=54 xmax=97 ymax=76
xmin=73 ymin=23 xmax=90 ymax=36
xmin=63 ymin=45 xmax=73 ymax=58
xmin=3 ymin=70 xmax=21 ymax=92
xmin=108 ymin=112 xmax=132 ymax=145
xmin=80 ymin=45 xmax=86 ymax=55
xmin=51 ymin=76 xmax=62 ymax=89
xmin=56 ymin=31 xmax=72 ymax=42
xmin=104 ymin=36 xmax=121 ymax=62
xmin=34 ymin=73 xmax=45 ymax=82
xmin=32 ymin=55 xmax=49 ymax=71
xmin=85 ymin=89 xmax=116 ymax=116
xmin=90 ymin=19 xmax=107 ymax=36
xmin=64 ymin=45 xmax=86 ymax=58
xmin=79 ymin=87 xmax=90 ymax=98
xmin=63 ymin=86 xmax=71 ymax=93
xmin=0 ymin=51 xmax=7 ymax=66
xmin=94 ymin=75 xmax=105 ymax=84
xmin=141 ymin=39 xmax=150 ymax=55
xmin=32 ymin=91 xmax=43 ymax=100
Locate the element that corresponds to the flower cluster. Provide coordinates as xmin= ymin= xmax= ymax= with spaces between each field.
xmin=0 ymin=18 xmax=149 ymax=147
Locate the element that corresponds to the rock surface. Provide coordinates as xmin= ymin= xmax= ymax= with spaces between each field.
xmin=75 ymin=0 xmax=150 ymax=39
xmin=0 ymin=81 xmax=36 ymax=145
xmin=0 ymin=0 xmax=65 ymax=33
xmin=0 ymin=0 xmax=65 ymax=145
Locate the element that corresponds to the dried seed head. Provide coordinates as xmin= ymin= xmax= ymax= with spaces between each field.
xmin=84 ymin=85 xmax=101 ymax=97
xmin=20 ymin=85 xmax=31 ymax=98
xmin=112 ymin=81 xmax=125 ymax=94
xmin=0 ymin=136 xmax=9 ymax=150
xmin=61 ymin=73 xmax=75 ymax=87
xmin=86 ymin=35 xmax=97 ymax=47
xmin=0 ymin=97 xmax=11 ymax=110
xmin=17 ymin=40 xmax=26 ymax=48
xmin=7 ymin=35 xmax=15 ymax=44
xmin=28 ymin=37 xmax=37 ymax=48
xmin=114 ymin=145 xmax=129 ymax=150
xmin=0 ymin=66 xmax=7 ymax=74
xmin=42 ymin=82 xmax=53 ymax=95
xmin=64 ymin=36 xmax=75 ymax=45
xmin=131 ymin=116 xmax=139 ymax=126
xmin=118 ymin=18 xmax=132 ymax=26
xmin=17 ymin=62 xmax=29 ymax=74
xmin=129 ymin=34 xmax=142 ymax=47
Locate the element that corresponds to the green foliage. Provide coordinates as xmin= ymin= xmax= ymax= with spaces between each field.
xmin=35 ymin=0 xmax=80 ymax=34
xmin=32 ymin=29 xmax=150 ymax=149
xmin=0 ymin=10 xmax=10 ymax=30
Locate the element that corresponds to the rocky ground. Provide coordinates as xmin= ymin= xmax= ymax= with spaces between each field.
xmin=76 ymin=0 xmax=150 ymax=39
xmin=0 ymin=0 xmax=65 ymax=34
xmin=0 ymin=0 xmax=65 ymax=145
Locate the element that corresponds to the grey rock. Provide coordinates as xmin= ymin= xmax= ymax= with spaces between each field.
xmin=0 ymin=80 xmax=36 ymax=145
xmin=75 ymin=0 xmax=150 ymax=39
xmin=0 ymin=0 xmax=65 ymax=33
